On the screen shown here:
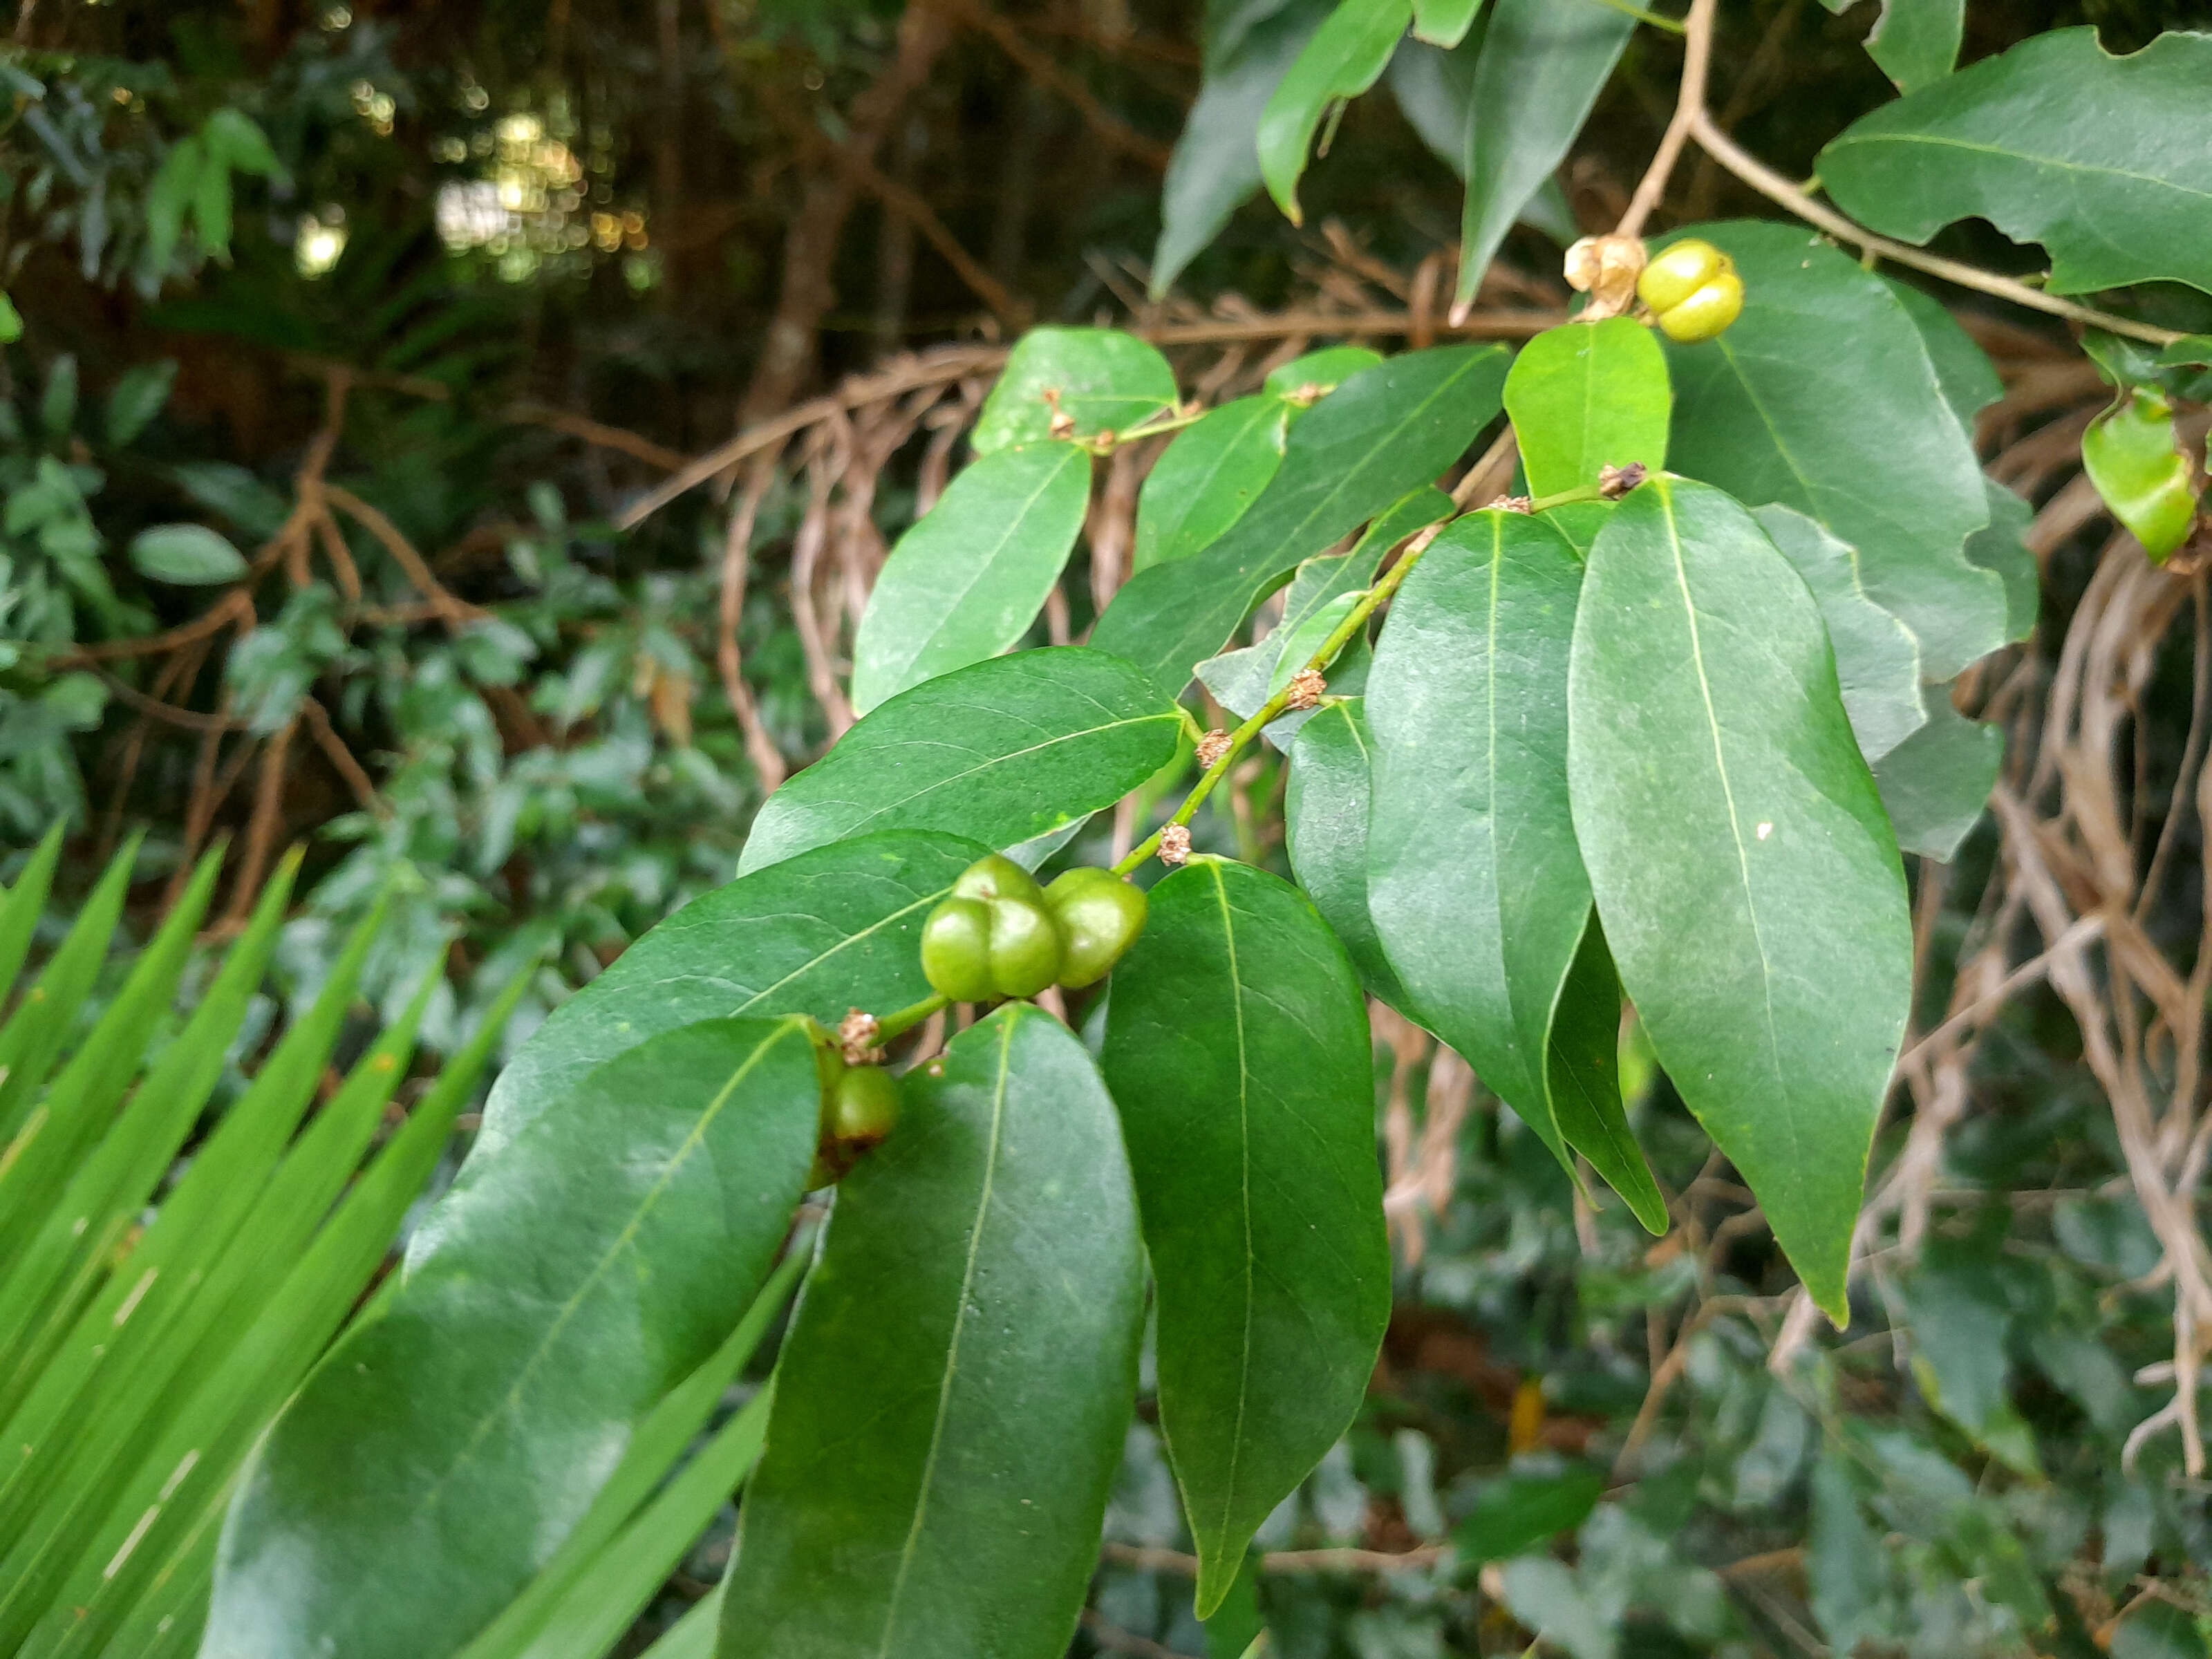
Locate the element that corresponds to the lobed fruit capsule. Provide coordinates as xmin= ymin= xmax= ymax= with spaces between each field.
xmin=1044 ymin=867 xmax=1148 ymax=988
xmin=920 ymin=854 xmax=1069 ymax=1002
xmin=985 ymin=895 xmax=1063 ymax=998
xmin=825 ymin=1064 xmax=900 ymax=1149
xmin=1637 ymin=238 xmax=1743 ymax=344
xmin=951 ymin=852 xmax=1045 ymax=907
xmin=921 ymin=896 xmax=997 ymax=1002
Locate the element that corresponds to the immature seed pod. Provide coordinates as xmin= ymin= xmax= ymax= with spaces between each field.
xmin=951 ymin=852 xmax=1046 ymax=908
xmin=1045 ymin=867 xmax=1149 ymax=988
xmin=986 ymin=894 xmax=1064 ymax=999
xmin=921 ymin=896 xmax=996 ymax=1002
xmin=1653 ymin=270 xmax=1744 ymax=344
xmin=1637 ymin=238 xmax=1727 ymax=315
xmin=825 ymin=1065 xmax=901 ymax=1150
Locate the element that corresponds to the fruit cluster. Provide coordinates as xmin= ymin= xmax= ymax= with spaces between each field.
xmin=920 ymin=854 xmax=1149 ymax=1003
xmin=1639 ymin=238 xmax=1744 ymax=344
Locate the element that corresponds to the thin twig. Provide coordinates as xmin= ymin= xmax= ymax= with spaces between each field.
xmin=1613 ymin=0 xmax=1719 ymax=239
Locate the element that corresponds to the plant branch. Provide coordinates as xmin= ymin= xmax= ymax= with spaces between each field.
xmin=1615 ymin=0 xmax=1719 ymax=238
xmin=1114 ymin=519 xmax=1451 ymax=874
xmin=1687 ymin=111 xmax=2187 ymax=348
xmin=877 ymin=991 xmax=950 ymax=1043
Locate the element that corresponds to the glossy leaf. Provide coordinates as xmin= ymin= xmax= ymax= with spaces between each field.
xmin=1567 ymin=476 xmax=1913 ymax=1322
xmin=1752 ymin=505 xmax=1926 ymax=763
xmin=972 ymin=327 xmax=1177 ymax=453
xmin=1819 ymin=28 xmax=2212 ymax=298
xmin=1134 ymin=395 xmax=1289 ymax=574
xmin=1284 ymin=698 xmax=1415 ymax=1010
xmin=2082 ymin=388 xmax=2200 ymax=562
xmin=1153 ymin=0 xmax=1333 ymax=295
xmin=1661 ymin=221 xmax=2003 ymax=682
xmin=1257 ymin=0 xmax=1414 ymax=224
xmin=1093 ymin=345 xmax=1508 ymax=697
xmin=1864 ymin=0 xmax=1962 ymax=91
xmin=1452 ymin=0 xmax=1634 ymax=309
xmin=1885 ymin=279 xmax=2002 ymax=429
xmin=1264 ymin=345 xmax=1385 ymax=398
xmin=722 ymin=1006 xmax=1143 ymax=1658
xmin=1546 ymin=915 xmax=1667 ymax=1234
xmin=1102 ymin=857 xmax=1389 ymax=1616
xmin=1506 ymin=318 xmax=1670 ymax=500
xmin=1967 ymin=480 xmax=2038 ymax=644
xmin=1411 ymin=0 xmax=1482 ymax=46
xmin=1366 ymin=511 xmax=1586 ymax=1156
xmin=490 ymin=830 xmax=979 ymax=1137
xmin=850 ymin=442 xmax=1091 ymax=711
xmin=127 ymin=523 xmax=247 ymax=585
xmin=1872 ymin=695 xmax=2003 ymax=861
xmin=207 ymin=1018 xmax=821 ymax=1659
xmin=740 ymin=648 xmax=1183 ymax=874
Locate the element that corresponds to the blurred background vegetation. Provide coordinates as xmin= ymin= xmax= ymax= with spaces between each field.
xmin=7 ymin=1 xmax=2212 ymax=1654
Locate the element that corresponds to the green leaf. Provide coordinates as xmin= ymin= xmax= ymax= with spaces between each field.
xmin=1264 ymin=345 xmax=1385 ymax=398
xmin=1883 ymin=279 xmax=2001 ymax=428
xmin=1871 ymin=695 xmax=2002 ymax=861
xmin=1411 ymin=0 xmax=1483 ymax=47
xmin=972 ymin=327 xmax=1177 ymax=453
xmin=1102 ymin=857 xmax=1390 ymax=1617
xmin=2083 ymin=387 xmax=2200 ymax=562
xmin=1452 ymin=0 xmax=1634 ymax=310
xmin=0 ymin=294 xmax=21 ymax=344
xmin=126 ymin=523 xmax=248 ymax=585
xmin=489 ymin=830 xmax=980 ymax=1130
xmin=1257 ymin=0 xmax=1414 ymax=224
xmin=202 ymin=107 xmax=281 ymax=177
xmin=1566 ymin=476 xmax=1912 ymax=1321
xmin=1285 ymin=698 xmax=1416 ymax=1011
xmin=1809 ymin=1454 xmax=1891 ymax=1654
xmin=146 ymin=136 xmax=205 ymax=275
xmin=1134 ymin=395 xmax=1289 ymax=574
xmin=850 ymin=442 xmax=1091 ymax=712
xmin=1819 ymin=28 xmax=2212 ymax=298
xmin=1864 ymin=0 xmax=1962 ymax=91
xmin=738 ymin=648 xmax=1183 ymax=874
xmin=1093 ymin=345 xmax=1509 ymax=697
xmin=206 ymin=1018 xmax=821 ymax=1659
xmin=1454 ymin=1464 xmax=1604 ymax=1566
xmin=1153 ymin=0 xmax=1334 ymax=295
xmin=0 ymin=835 xmax=138 ymax=1142
xmin=722 ymin=1006 xmax=1143 ymax=1657
xmin=1661 ymin=221 xmax=2003 ymax=682
xmin=1752 ymin=505 xmax=1927 ymax=763
xmin=105 ymin=359 xmax=176 ymax=445
xmin=0 ymin=824 xmax=64 ymax=1012
xmin=1966 ymin=480 xmax=2038 ymax=644
xmin=1545 ymin=915 xmax=1667 ymax=1235
xmin=1365 ymin=511 xmax=1586 ymax=1158
xmin=1506 ymin=318 xmax=1670 ymax=501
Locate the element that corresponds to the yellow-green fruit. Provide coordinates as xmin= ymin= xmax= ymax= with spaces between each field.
xmin=1044 ymin=868 xmax=1148 ymax=988
xmin=986 ymin=896 xmax=1063 ymax=998
xmin=952 ymin=852 xmax=1045 ymax=908
xmin=1637 ymin=238 xmax=1727 ymax=315
xmin=921 ymin=897 xmax=995 ymax=1002
xmin=826 ymin=1065 xmax=901 ymax=1149
xmin=1654 ymin=270 xmax=1744 ymax=344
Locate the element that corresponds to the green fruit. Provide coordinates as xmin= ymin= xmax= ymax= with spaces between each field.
xmin=1044 ymin=868 xmax=1148 ymax=988
xmin=952 ymin=852 xmax=1046 ymax=908
xmin=1654 ymin=270 xmax=1744 ymax=344
xmin=986 ymin=896 xmax=1063 ymax=998
xmin=806 ymin=1153 xmax=838 ymax=1190
xmin=826 ymin=1065 xmax=901 ymax=1148
xmin=1637 ymin=237 xmax=1727 ymax=315
xmin=921 ymin=897 xmax=996 ymax=1002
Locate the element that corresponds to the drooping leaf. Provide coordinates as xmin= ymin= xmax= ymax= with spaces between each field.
xmin=1967 ymin=480 xmax=2038 ymax=644
xmin=1566 ymin=476 xmax=1912 ymax=1322
xmin=1752 ymin=505 xmax=1926 ymax=764
xmin=1093 ymin=345 xmax=1508 ymax=697
xmin=1257 ymin=0 xmax=1415 ymax=224
xmin=1101 ymin=856 xmax=1389 ymax=1616
xmin=207 ymin=1018 xmax=821 ymax=1659
xmin=1454 ymin=1464 xmax=1605 ymax=1565
xmin=739 ymin=648 xmax=1183 ymax=874
xmin=1545 ymin=915 xmax=1667 ymax=1235
xmin=1153 ymin=0 xmax=1334 ymax=296
xmin=126 ymin=523 xmax=248 ymax=585
xmin=2082 ymin=388 xmax=2200 ymax=562
xmin=850 ymin=441 xmax=1091 ymax=711
xmin=1452 ymin=0 xmax=1634 ymax=310
xmin=1871 ymin=695 xmax=2003 ymax=861
xmin=722 ymin=1006 xmax=1143 ymax=1658
xmin=1864 ymin=0 xmax=1962 ymax=91
xmin=1365 ymin=511 xmax=1586 ymax=1158
xmin=1661 ymin=221 xmax=2003 ymax=682
xmin=1411 ymin=0 xmax=1482 ymax=46
xmin=1819 ymin=28 xmax=2212 ymax=298
xmin=1285 ymin=698 xmax=1415 ymax=1010
xmin=1134 ymin=395 xmax=1290 ymax=574
xmin=972 ymin=327 xmax=1177 ymax=453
